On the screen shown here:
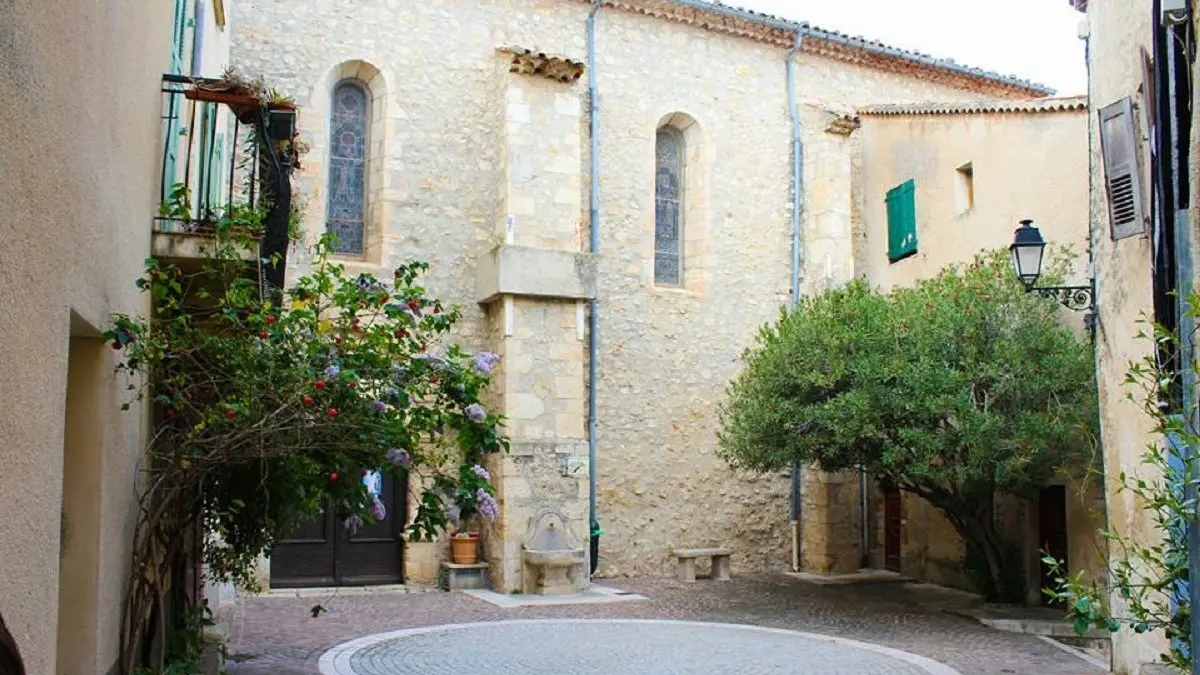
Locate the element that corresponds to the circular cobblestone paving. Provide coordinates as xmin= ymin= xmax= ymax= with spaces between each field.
xmin=319 ymin=619 xmax=962 ymax=675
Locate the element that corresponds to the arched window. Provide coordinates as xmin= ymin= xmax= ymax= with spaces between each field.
xmin=326 ymin=81 xmax=369 ymax=255
xmin=654 ymin=127 xmax=684 ymax=285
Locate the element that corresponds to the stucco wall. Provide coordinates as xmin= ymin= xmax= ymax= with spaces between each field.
xmin=855 ymin=107 xmax=1103 ymax=593
xmin=1085 ymin=0 xmax=1169 ymax=672
xmin=0 ymin=1 xmax=171 ymax=673
xmin=233 ymin=0 xmax=1042 ymax=581
xmin=858 ymin=109 xmax=1090 ymax=289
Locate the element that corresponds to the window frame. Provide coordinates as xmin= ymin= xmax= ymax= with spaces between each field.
xmin=653 ymin=125 xmax=686 ymax=286
xmin=325 ymin=79 xmax=371 ymax=257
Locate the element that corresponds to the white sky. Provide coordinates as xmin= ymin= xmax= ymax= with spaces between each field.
xmin=733 ymin=0 xmax=1088 ymax=95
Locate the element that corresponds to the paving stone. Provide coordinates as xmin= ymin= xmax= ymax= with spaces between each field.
xmin=225 ymin=575 xmax=1103 ymax=675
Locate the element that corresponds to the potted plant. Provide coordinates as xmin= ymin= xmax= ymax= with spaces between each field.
xmin=447 ymin=461 xmax=498 ymax=564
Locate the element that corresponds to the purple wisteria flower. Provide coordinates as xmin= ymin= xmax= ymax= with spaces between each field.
xmin=371 ymin=496 xmax=387 ymax=521
xmin=344 ymin=514 xmax=364 ymax=534
xmin=472 ymin=352 xmax=501 ymax=375
xmin=324 ymin=364 xmax=340 ymax=378
xmin=471 ymin=465 xmax=490 ymax=481
xmin=371 ymin=400 xmax=387 ymax=413
xmin=465 ymin=403 xmax=487 ymax=423
xmin=476 ymin=489 xmax=499 ymax=521
xmin=387 ymin=448 xmax=412 ymax=468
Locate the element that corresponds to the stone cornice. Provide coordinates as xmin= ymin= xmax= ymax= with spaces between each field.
xmin=499 ymin=46 xmax=586 ymax=84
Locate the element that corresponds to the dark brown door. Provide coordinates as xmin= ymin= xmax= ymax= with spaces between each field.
xmin=1039 ymin=485 xmax=1069 ymax=606
xmin=884 ymin=486 xmax=902 ymax=572
xmin=271 ymin=471 xmax=407 ymax=588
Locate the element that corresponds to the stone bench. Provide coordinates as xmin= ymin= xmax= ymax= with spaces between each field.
xmin=673 ymin=547 xmax=732 ymax=583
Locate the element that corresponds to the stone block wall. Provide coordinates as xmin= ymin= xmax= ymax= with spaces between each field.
xmin=233 ymin=0 xmax=1042 ymax=586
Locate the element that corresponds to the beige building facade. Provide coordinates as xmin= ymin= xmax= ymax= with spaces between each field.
xmin=1076 ymin=0 xmax=1196 ymax=672
xmin=0 ymin=0 xmax=233 ymax=673
xmin=851 ymin=99 xmax=1106 ymax=595
xmin=233 ymin=0 xmax=1094 ymax=599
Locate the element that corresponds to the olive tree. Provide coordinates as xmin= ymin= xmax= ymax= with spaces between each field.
xmin=718 ymin=251 xmax=1097 ymax=600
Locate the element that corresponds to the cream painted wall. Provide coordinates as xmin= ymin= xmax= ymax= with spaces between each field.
xmin=859 ymin=109 xmax=1090 ymax=290
xmin=1084 ymin=0 xmax=1170 ymax=672
xmin=856 ymin=108 xmax=1103 ymax=594
xmin=0 ymin=2 xmax=170 ymax=674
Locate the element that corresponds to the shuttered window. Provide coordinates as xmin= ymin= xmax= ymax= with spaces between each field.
xmin=886 ymin=179 xmax=917 ymax=262
xmin=1098 ymin=97 xmax=1147 ymax=240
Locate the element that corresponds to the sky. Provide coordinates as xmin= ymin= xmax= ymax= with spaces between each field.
xmin=732 ymin=0 xmax=1088 ymax=95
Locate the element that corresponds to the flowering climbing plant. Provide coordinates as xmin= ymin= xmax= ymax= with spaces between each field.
xmin=104 ymin=234 xmax=507 ymax=671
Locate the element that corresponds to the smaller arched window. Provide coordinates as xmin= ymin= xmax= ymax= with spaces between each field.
xmin=326 ymin=81 xmax=369 ymax=255
xmin=654 ymin=127 xmax=684 ymax=285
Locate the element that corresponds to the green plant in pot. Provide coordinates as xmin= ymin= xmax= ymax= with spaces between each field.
xmin=443 ymin=459 xmax=499 ymax=564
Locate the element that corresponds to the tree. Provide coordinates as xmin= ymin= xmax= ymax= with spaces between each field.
xmin=718 ymin=251 xmax=1097 ymax=600
xmin=105 ymin=232 xmax=506 ymax=674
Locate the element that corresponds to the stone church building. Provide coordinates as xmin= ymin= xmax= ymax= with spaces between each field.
xmin=232 ymin=0 xmax=1099 ymax=596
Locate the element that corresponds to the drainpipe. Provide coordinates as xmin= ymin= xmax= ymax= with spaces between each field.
xmin=586 ymin=0 xmax=603 ymax=579
xmin=786 ymin=31 xmax=805 ymax=573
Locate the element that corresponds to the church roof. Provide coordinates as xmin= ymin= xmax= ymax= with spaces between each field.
xmin=590 ymin=0 xmax=1055 ymax=97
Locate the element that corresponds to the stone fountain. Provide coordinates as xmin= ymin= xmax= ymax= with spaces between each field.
xmin=521 ymin=510 xmax=587 ymax=595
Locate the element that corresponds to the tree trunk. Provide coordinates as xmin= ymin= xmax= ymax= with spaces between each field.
xmin=907 ymin=487 xmax=1021 ymax=602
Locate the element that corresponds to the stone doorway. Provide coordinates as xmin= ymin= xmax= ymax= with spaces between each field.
xmin=270 ymin=471 xmax=407 ymax=588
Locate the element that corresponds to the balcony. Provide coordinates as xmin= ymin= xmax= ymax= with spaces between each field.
xmin=153 ymin=73 xmax=297 ymax=287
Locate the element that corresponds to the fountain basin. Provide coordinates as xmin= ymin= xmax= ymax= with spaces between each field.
xmin=522 ymin=547 xmax=586 ymax=595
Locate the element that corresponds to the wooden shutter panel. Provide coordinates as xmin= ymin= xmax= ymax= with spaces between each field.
xmin=1098 ymin=98 xmax=1147 ymax=240
xmin=886 ymin=180 xmax=917 ymax=262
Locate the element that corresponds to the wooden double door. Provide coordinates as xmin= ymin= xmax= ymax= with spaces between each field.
xmin=270 ymin=471 xmax=407 ymax=588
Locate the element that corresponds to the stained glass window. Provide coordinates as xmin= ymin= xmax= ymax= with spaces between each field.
xmin=654 ymin=128 xmax=683 ymax=285
xmin=327 ymin=82 xmax=368 ymax=255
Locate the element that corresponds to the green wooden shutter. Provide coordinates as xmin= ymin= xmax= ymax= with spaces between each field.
xmin=886 ymin=179 xmax=918 ymax=262
xmin=162 ymin=0 xmax=190 ymax=201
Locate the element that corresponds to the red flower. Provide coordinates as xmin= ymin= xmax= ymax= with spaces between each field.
xmin=225 ymin=410 xmax=237 ymax=419
xmin=111 ymin=341 xmax=121 ymax=350
xmin=347 ymin=381 xmax=357 ymax=389
xmin=315 ymin=379 xmax=326 ymax=390
xmin=330 ymin=472 xmax=339 ymax=481
xmin=258 ymin=331 xmax=268 ymax=339
xmin=394 ymin=330 xmax=407 ymax=340
xmin=266 ymin=315 xmax=276 ymax=325
xmin=328 ymin=407 xmax=339 ymax=418
xmin=335 ymin=337 xmax=343 ymax=345
xmin=407 ymin=300 xmax=420 ymax=310
xmin=433 ymin=305 xmax=441 ymax=314
xmin=303 ymin=395 xmax=314 ymax=405
xmin=380 ymin=294 xmax=389 ymax=303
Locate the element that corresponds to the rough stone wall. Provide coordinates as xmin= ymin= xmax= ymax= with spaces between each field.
xmin=233 ymin=0 xmax=1038 ymax=583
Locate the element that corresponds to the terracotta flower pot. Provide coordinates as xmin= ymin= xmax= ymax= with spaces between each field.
xmin=451 ymin=534 xmax=480 ymax=564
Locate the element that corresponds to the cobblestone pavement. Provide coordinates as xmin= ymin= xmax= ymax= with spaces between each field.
xmin=226 ymin=576 xmax=1104 ymax=675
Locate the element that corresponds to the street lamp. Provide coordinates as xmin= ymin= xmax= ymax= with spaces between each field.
xmin=1009 ymin=219 xmax=1096 ymax=315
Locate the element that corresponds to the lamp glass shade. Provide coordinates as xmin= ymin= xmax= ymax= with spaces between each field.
xmin=1009 ymin=220 xmax=1046 ymax=287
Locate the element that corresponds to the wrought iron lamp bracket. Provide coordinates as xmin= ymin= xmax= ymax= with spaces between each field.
xmin=1029 ymin=285 xmax=1096 ymax=312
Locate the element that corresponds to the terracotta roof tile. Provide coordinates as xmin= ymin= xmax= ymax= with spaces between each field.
xmin=584 ymin=0 xmax=1055 ymax=96
xmin=857 ymin=96 xmax=1087 ymax=115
